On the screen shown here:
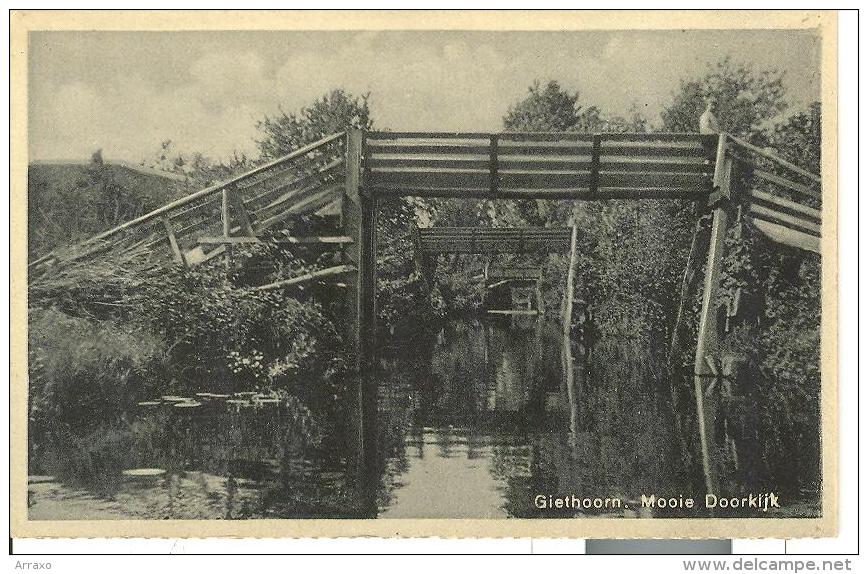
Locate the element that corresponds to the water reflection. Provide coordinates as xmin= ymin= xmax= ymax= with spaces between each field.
xmin=114 ymin=317 xmax=693 ymax=519
xmin=363 ymin=317 xmax=691 ymax=518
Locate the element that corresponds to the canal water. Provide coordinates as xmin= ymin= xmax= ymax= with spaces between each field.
xmin=37 ymin=317 xmax=695 ymax=520
xmin=359 ymin=317 xmax=691 ymax=518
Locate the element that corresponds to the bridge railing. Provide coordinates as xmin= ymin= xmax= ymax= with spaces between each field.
xmin=364 ymin=131 xmax=717 ymax=200
xmin=29 ymin=132 xmax=347 ymax=273
xmin=417 ymin=227 xmax=573 ymax=254
xmin=727 ymin=135 xmax=822 ymax=254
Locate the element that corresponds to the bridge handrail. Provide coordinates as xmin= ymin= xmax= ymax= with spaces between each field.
xmin=82 ymin=131 xmax=346 ymax=246
xmin=29 ymin=131 xmax=346 ymax=269
xmin=727 ymin=134 xmax=821 ymax=186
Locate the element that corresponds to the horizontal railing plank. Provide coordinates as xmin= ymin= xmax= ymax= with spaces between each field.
xmin=752 ymin=169 xmax=821 ymax=200
xmin=368 ymin=185 xmax=700 ymax=199
xmin=80 ymin=131 xmax=346 ymax=246
xmin=750 ymin=189 xmax=821 ymax=222
xmin=751 ymin=219 xmax=820 ymax=254
xmin=748 ymin=204 xmax=821 ymax=236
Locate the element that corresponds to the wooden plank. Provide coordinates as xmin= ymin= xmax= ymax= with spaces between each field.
xmin=366 ymin=157 xmax=490 ymax=170
xmin=753 ymin=169 xmax=821 ymax=200
xmin=252 ymin=178 xmax=334 ymax=221
xmin=274 ymin=235 xmax=354 ymax=245
xmin=597 ymin=171 xmax=710 ymax=189
xmin=369 ymin=185 xmax=698 ymax=200
xmin=751 ymin=218 xmax=821 ymax=254
xmin=368 ymin=168 xmax=491 ymax=189
xmin=367 ymin=131 xmax=705 ymax=142
xmin=750 ymin=189 xmax=821 ymax=221
xmin=166 ymin=194 xmax=222 ymax=223
xmin=252 ymin=264 xmax=357 ymax=291
xmin=748 ymin=204 xmax=821 ymax=236
xmin=597 ymin=132 xmax=715 ymax=143
xmin=365 ymin=143 xmax=490 ymax=155
xmin=596 ymin=186 xmax=703 ymax=199
xmin=291 ymin=183 xmax=345 ymax=215
xmin=496 ymin=142 xmax=593 ymax=155
xmin=197 ymin=236 xmax=262 ymax=245
xmin=243 ymin=159 xmax=344 ymax=210
xmin=239 ymin=155 xmax=343 ymax=197
xmin=728 ymin=134 xmax=821 ymax=185
xmin=599 ymin=158 xmax=712 ymax=174
xmin=487 ymin=309 xmax=539 ymax=316
xmin=366 ymin=131 xmax=493 ymax=140
xmin=253 ymin=181 xmax=344 ymax=232
xmin=420 ymin=229 xmax=570 ymax=237
xmin=418 ymin=241 xmax=572 ymax=254
xmin=600 ymin=144 xmax=712 ymax=158
xmin=499 ymin=171 xmax=591 ymax=189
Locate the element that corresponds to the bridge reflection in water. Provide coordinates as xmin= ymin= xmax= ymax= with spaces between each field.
xmin=348 ymin=318 xmax=689 ymax=519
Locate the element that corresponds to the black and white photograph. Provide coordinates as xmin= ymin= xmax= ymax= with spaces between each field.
xmin=10 ymin=10 xmax=837 ymax=540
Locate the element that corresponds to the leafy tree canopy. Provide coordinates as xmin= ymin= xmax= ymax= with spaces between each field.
xmin=504 ymin=80 xmax=648 ymax=134
xmin=767 ymin=101 xmax=821 ymax=174
xmin=256 ymin=89 xmax=374 ymax=159
xmin=660 ymin=57 xmax=787 ymax=137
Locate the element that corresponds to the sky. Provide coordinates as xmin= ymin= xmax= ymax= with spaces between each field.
xmin=28 ymin=29 xmax=820 ymax=164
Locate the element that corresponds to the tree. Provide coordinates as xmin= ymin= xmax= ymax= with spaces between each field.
xmin=87 ymin=149 xmax=141 ymax=228
xmin=660 ymin=57 xmax=787 ymax=138
xmin=256 ymin=89 xmax=373 ymax=159
xmin=767 ymin=102 xmax=821 ymax=174
xmin=504 ymin=80 xmax=602 ymax=133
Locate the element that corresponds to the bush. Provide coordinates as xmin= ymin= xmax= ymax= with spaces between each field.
xmin=28 ymin=308 xmax=167 ymax=435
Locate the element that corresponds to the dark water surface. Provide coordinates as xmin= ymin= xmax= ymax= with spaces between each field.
xmin=362 ymin=318 xmax=689 ymax=518
xmin=55 ymin=317 xmax=693 ymax=519
xmin=33 ymin=317 xmax=821 ymax=520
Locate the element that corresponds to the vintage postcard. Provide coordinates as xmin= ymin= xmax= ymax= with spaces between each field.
xmin=10 ymin=10 xmax=838 ymax=539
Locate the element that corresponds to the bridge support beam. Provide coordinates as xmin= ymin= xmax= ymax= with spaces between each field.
xmin=342 ymin=128 xmax=377 ymax=372
xmin=692 ymin=134 xmax=735 ymax=497
xmin=343 ymin=129 xmax=379 ymax=513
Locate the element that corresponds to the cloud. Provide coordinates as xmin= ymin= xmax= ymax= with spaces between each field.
xmin=28 ymin=30 xmax=820 ymax=164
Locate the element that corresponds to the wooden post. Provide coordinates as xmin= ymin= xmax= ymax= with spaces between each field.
xmin=667 ymin=213 xmax=709 ymax=463
xmin=536 ymin=275 xmax=545 ymax=316
xmin=221 ymin=188 xmax=231 ymax=237
xmin=160 ymin=216 xmax=186 ymax=266
xmin=411 ymin=225 xmax=435 ymax=297
xmin=589 ymin=135 xmax=601 ymax=197
xmin=342 ymin=129 xmax=377 ymax=372
xmin=227 ymin=186 xmax=255 ymax=237
xmin=692 ymin=134 xmax=733 ymax=496
xmin=342 ymin=129 xmax=378 ymax=514
xmin=562 ymin=224 xmax=579 ymax=337
xmin=489 ymin=135 xmax=499 ymax=194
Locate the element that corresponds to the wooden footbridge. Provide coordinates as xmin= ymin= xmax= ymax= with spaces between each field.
xmin=30 ymin=129 xmax=822 ymax=495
